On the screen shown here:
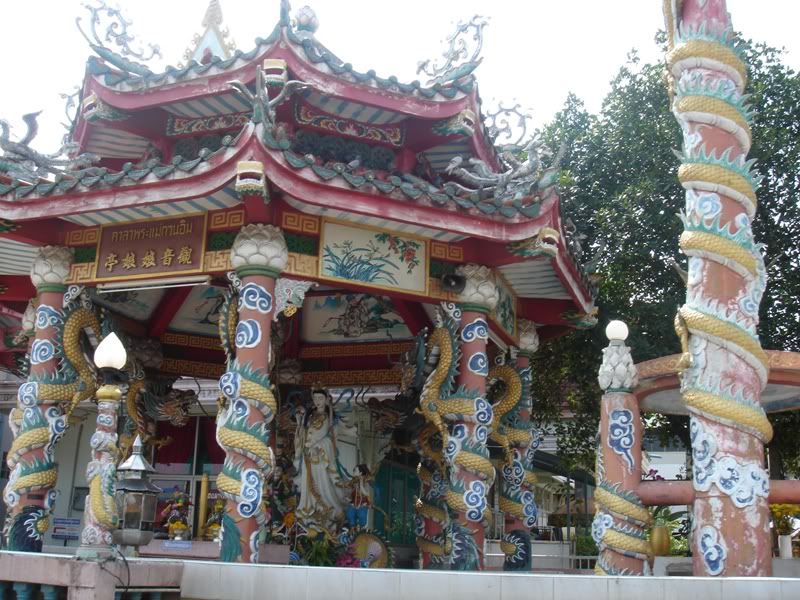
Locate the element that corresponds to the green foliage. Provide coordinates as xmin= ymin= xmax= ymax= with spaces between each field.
xmin=575 ymin=530 xmax=598 ymax=556
xmin=534 ymin=37 xmax=800 ymax=473
xmin=297 ymin=534 xmax=339 ymax=566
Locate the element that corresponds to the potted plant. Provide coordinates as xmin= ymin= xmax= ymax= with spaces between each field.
xmin=771 ymin=504 xmax=800 ymax=559
xmin=649 ymin=506 xmax=688 ymax=556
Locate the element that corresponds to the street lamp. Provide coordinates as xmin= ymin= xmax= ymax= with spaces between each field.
xmin=113 ymin=435 xmax=161 ymax=552
xmin=78 ymin=332 xmax=131 ymax=558
xmin=605 ymin=320 xmax=629 ymax=343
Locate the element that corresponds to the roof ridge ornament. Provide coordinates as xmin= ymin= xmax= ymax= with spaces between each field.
xmin=484 ymin=103 xmax=533 ymax=152
xmin=0 ymin=113 xmax=99 ymax=183
xmin=229 ymin=64 xmax=312 ymax=127
xmin=76 ymin=1 xmax=161 ymax=76
xmin=444 ymin=123 xmax=566 ymax=206
xmin=417 ymin=15 xmax=488 ymax=86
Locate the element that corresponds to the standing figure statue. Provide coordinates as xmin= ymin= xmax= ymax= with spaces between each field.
xmin=342 ymin=464 xmax=374 ymax=530
xmin=293 ymin=388 xmax=348 ymax=534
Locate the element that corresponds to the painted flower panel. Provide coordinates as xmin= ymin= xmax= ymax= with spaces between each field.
xmin=320 ymin=221 xmax=427 ymax=293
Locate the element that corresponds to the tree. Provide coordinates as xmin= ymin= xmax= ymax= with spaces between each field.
xmin=531 ymin=37 xmax=800 ymax=474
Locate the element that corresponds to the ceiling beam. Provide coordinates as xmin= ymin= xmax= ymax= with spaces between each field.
xmin=147 ymin=286 xmax=194 ymax=338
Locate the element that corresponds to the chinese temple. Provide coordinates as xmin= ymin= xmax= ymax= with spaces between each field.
xmin=2 ymin=0 xmax=799 ymax=597
xmin=0 ymin=0 xmax=596 ymax=574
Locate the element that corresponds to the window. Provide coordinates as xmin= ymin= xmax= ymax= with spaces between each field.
xmin=373 ymin=462 xmax=417 ymax=545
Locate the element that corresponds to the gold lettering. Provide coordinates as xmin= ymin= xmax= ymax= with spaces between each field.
xmin=141 ymin=249 xmax=156 ymax=268
xmin=177 ymin=246 xmax=193 ymax=265
xmin=104 ymin=253 xmax=119 ymax=272
xmin=161 ymin=247 xmax=175 ymax=266
xmin=122 ymin=252 xmax=137 ymax=270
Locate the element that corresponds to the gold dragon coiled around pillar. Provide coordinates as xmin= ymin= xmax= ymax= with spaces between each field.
xmin=414 ymin=423 xmax=449 ymax=564
xmin=4 ymin=302 xmax=101 ymax=551
xmin=491 ymin=364 xmax=539 ymax=570
xmin=592 ymin=445 xmax=653 ymax=576
xmin=215 ymin=288 xmax=277 ymax=562
xmin=666 ymin=6 xmax=772 ymax=447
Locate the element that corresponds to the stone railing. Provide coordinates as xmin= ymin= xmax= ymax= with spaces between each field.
xmin=0 ymin=552 xmax=182 ymax=599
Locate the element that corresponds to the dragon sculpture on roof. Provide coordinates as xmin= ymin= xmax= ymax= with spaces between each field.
xmin=0 ymin=113 xmax=98 ymax=182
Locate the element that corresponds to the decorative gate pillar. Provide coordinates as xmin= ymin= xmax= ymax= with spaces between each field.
xmin=664 ymin=0 xmax=772 ymax=576
xmin=216 ymin=224 xmax=287 ymax=563
xmin=498 ymin=319 xmax=540 ymax=571
xmin=446 ymin=264 xmax=497 ymax=570
xmin=4 ymin=247 xmax=73 ymax=551
xmin=593 ymin=321 xmax=651 ymax=575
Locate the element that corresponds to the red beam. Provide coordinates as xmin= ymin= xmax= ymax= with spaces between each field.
xmin=0 ymin=276 xmax=35 ymax=302
xmin=147 ymin=286 xmax=194 ymax=338
xmin=390 ymin=298 xmax=431 ymax=335
xmin=0 ymin=220 xmax=71 ymax=246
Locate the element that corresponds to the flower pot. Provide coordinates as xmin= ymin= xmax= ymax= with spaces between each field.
xmin=778 ymin=534 xmax=793 ymax=559
xmin=650 ymin=526 xmax=671 ymax=556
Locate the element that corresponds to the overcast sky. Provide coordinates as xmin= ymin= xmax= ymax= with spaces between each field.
xmin=1 ymin=0 xmax=797 ymax=151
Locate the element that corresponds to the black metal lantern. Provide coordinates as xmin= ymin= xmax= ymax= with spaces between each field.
xmin=112 ymin=435 xmax=161 ymax=550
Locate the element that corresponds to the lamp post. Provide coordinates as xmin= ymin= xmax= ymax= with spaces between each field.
xmin=113 ymin=435 xmax=161 ymax=554
xmin=78 ymin=332 xmax=129 ymax=558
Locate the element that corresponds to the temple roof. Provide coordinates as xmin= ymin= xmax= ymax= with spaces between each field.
xmin=0 ymin=0 xmax=599 ymax=352
xmin=85 ymin=1 xmax=477 ymax=107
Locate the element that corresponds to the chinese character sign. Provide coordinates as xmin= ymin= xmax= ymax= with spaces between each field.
xmin=94 ymin=214 xmax=207 ymax=281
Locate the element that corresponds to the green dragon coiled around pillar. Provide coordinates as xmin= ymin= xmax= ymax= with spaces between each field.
xmin=215 ymin=288 xmax=277 ymax=562
xmin=4 ymin=299 xmax=101 ymax=551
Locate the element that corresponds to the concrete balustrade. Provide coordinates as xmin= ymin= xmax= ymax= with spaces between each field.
xmin=2 ymin=551 xmax=800 ymax=599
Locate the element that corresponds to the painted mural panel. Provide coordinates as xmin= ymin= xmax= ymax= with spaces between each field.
xmin=491 ymin=272 xmax=517 ymax=340
xmin=319 ymin=220 xmax=428 ymax=294
xmin=169 ymin=285 xmax=227 ymax=337
xmin=91 ymin=288 xmax=165 ymax=321
xmin=302 ymin=293 xmax=412 ymax=343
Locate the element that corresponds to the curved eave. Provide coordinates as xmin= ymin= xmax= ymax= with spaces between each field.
xmin=0 ymin=126 xmax=254 ymax=222
xmin=86 ymin=28 xmax=474 ymax=119
xmin=255 ymin=133 xmax=557 ymax=242
xmin=1 ymin=126 xmax=551 ymax=242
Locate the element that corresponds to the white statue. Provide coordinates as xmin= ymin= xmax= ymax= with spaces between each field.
xmin=293 ymin=389 xmax=348 ymax=533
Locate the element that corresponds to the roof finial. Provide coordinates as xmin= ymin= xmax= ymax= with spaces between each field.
xmin=179 ymin=0 xmax=236 ymax=67
xmin=202 ymin=0 xmax=224 ymax=28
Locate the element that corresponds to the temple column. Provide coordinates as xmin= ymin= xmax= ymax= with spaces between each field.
xmin=664 ymin=0 xmax=772 ymax=576
xmin=592 ymin=321 xmax=651 ymax=575
xmin=4 ymin=247 xmax=73 ymax=551
xmin=446 ymin=264 xmax=497 ymax=570
xmin=499 ymin=320 xmax=539 ymax=571
xmin=216 ymin=224 xmax=287 ymax=563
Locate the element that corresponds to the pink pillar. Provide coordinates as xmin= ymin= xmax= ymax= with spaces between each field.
xmin=665 ymin=0 xmax=772 ymax=576
xmin=216 ymin=224 xmax=287 ymax=563
xmin=445 ymin=264 xmax=498 ymax=571
xmin=593 ymin=323 xmax=651 ymax=575
xmin=4 ymin=247 xmax=74 ymax=552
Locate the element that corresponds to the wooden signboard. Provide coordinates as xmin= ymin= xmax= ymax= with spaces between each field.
xmin=93 ymin=213 xmax=207 ymax=282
